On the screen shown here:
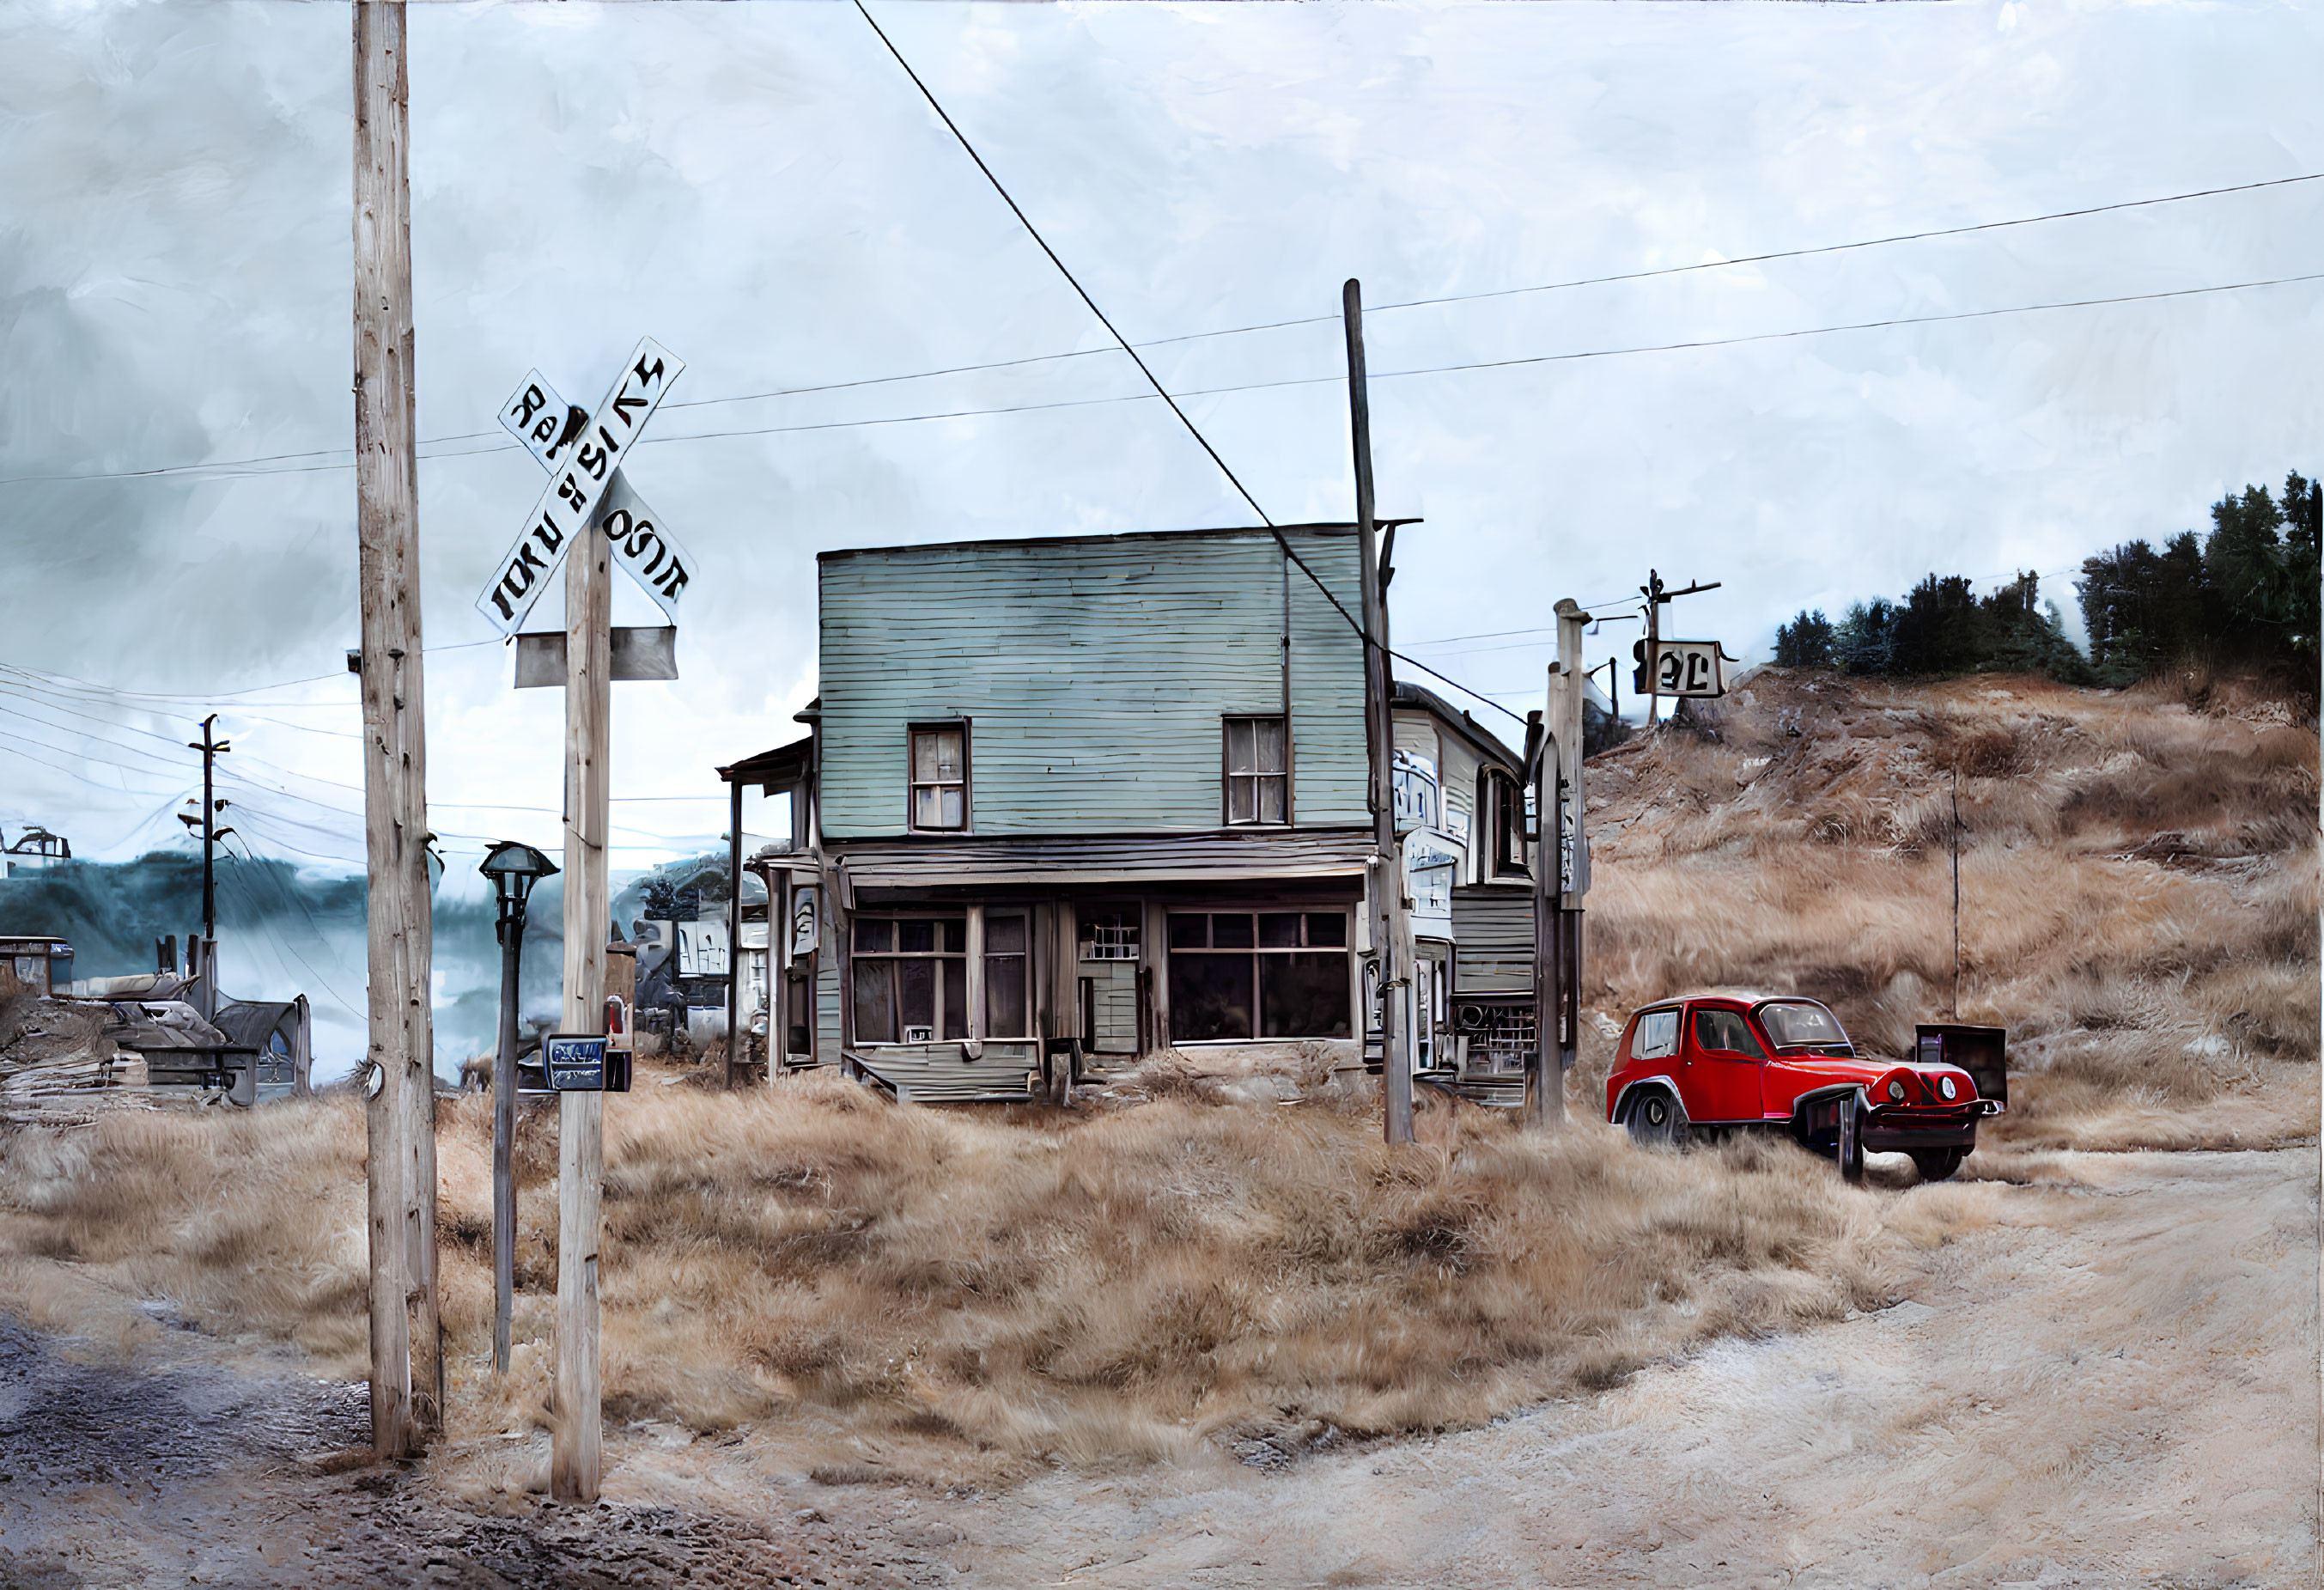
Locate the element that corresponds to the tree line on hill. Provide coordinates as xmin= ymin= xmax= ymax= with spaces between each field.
xmin=1774 ymin=471 xmax=2320 ymax=687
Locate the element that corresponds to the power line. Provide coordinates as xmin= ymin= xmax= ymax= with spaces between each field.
xmin=5 ymin=169 xmax=2312 ymax=490
xmin=1138 ymin=169 xmax=2324 ymax=346
xmin=852 ymin=0 xmax=1275 ymax=533
xmin=21 ymin=264 xmax=2316 ymax=495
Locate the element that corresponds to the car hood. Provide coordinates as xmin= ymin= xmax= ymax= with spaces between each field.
xmin=1773 ymin=1052 xmax=1977 ymax=1099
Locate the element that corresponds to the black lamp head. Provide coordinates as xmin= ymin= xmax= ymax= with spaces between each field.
xmin=478 ymin=840 xmax=558 ymax=910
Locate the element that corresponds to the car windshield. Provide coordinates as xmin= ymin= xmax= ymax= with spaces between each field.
xmin=1758 ymin=1001 xmax=1850 ymax=1048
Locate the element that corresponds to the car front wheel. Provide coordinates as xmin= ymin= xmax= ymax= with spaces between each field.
xmin=1911 ymin=1148 xmax=1966 ymax=1182
xmin=1838 ymin=1088 xmax=1867 ymax=1184
xmin=1626 ymin=1087 xmax=1689 ymax=1150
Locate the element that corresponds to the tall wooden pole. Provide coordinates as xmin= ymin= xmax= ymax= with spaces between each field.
xmin=726 ymin=780 xmax=745 ymax=1087
xmin=1344 ymin=279 xmax=1411 ymax=1146
xmin=553 ymin=516 xmax=611 ymax=1502
xmin=1528 ymin=674 xmax=1563 ymax=1131
xmin=1554 ymin=600 xmax=1589 ymax=1094
xmin=355 ymin=0 xmax=439 ymax=1458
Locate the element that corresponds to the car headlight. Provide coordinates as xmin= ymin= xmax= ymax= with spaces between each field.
xmin=1938 ymin=1074 xmax=1958 ymax=1101
xmin=1886 ymin=1080 xmax=1906 ymax=1101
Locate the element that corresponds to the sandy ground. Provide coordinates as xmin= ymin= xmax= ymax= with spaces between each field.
xmin=2 ymin=1146 xmax=2315 ymax=1590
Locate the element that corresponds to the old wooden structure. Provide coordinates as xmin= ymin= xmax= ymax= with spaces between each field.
xmin=718 ymin=523 xmax=1548 ymax=1103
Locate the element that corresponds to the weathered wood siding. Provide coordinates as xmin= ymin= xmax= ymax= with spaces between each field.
xmin=1451 ymin=885 xmax=1535 ymax=993
xmin=818 ymin=528 xmax=1369 ymax=838
xmin=816 ymin=954 xmax=841 ymax=1065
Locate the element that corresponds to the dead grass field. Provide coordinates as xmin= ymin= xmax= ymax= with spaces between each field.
xmin=0 ymin=1075 xmax=1941 ymax=1486
xmin=0 ymin=670 xmax=2311 ymax=1491
xmin=1579 ymin=668 xmax=2320 ymax=1151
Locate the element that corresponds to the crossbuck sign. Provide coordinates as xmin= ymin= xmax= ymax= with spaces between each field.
xmin=476 ymin=338 xmax=699 ymax=636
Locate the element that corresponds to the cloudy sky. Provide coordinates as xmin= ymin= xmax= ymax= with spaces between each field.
xmin=4 ymin=0 xmax=2321 ymax=894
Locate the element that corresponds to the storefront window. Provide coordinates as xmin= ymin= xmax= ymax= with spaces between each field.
xmin=851 ymin=911 xmax=1030 ymax=1043
xmin=1167 ymin=910 xmax=1350 ymax=1042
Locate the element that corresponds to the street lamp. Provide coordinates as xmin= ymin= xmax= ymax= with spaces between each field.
xmin=478 ymin=839 xmax=557 ymax=1375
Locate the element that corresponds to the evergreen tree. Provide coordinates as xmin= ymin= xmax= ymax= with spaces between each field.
xmin=1833 ymin=599 xmax=1895 ymax=674
xmin=1774 ymin=609 xmax=1835 ymax=668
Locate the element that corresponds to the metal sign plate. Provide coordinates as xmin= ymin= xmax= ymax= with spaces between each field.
xmin=477 ymin=338 xmax=686 ymax=637
xmin=1648 ymin=640 xmax=1727 ymax=699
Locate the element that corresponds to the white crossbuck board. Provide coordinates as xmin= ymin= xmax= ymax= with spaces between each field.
xmin=476 ymin=338 xmax=697 ymax=636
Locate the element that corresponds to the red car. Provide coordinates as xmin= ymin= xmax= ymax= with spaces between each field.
xmin=1605 ymin=992 xmax=1998 ymax=1181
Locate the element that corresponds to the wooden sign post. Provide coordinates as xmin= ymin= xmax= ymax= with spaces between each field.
xmin=553 ymin=515 xmax=611 ymax=1502
xmin=478 ymin=340 xmax=687 ymax=1504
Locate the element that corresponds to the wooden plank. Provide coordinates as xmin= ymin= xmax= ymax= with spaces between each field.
xmin=352 ymin=0 xmax=439 ymax=1459
xmin=552 ymin=515 xmax=611 ymax=1503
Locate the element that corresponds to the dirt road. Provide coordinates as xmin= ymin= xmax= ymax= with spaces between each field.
xmin=2 ymin=1148 xmax=2315 ymax=1589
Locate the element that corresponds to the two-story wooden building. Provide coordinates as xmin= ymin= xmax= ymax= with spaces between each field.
xmin=720 ymin=523 xmax=1538 ymax=1103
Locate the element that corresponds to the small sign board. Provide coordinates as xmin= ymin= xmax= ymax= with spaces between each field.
xmin=514 ymin=626 xmax=680 ymax=688
xmin=1646 ymin=640 xmax=1727 ymax=699
xmin=542 ymin=1034 xmax=633 ymax=1093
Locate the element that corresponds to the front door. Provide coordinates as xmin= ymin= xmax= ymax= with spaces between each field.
xmin=1686 ymin=1004 xmax=1766 ymax=1122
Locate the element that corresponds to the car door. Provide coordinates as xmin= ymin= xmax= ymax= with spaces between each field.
xmin=1688 ymin=1004 xmax=1767 ymax=1122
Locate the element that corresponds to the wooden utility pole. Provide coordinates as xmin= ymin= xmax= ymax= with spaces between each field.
xmin=353 ymin=0 xmax=440 ymax=1458
xmin=1529 ymin=674 xmax=1564 ymax=1130
xmin=1553 ymin=599 xmax=1590 ymax=1087
xmin=553 ymin=516 xmax=611 ymax=1502
xmin=1344 ymin=279 xmax=1411 ymax=1146
xmin=726 ymin=780 xmax=745 ymax=1087
xmin=1525 ymin=704 xmax=1557 ymax=1130
xmin=1643 ymin=569 xmax=1664 ymax=727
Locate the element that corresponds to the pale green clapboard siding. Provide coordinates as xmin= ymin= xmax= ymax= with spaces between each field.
xmin=818 ymin=529 xmax=1369 ymax=838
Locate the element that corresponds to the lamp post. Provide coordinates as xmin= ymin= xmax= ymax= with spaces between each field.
xmin=479 ymin=839 xmax=557 ymax=1374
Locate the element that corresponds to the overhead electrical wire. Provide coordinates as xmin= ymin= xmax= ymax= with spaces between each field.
xmin=3 ymin=168 xmax=2315 ymax=490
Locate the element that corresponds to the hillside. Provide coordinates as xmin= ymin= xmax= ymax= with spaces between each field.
xmin=1579 ymin=667 xmax=2319 ymax=1151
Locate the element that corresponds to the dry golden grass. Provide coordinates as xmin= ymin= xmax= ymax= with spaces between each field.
xmin=0 ymin=672 xmax=2308 ymax=1486
xmin=1581 ymin=670 xmax=2319 ymax=1148
xmin=0 ymin=1075 xmax=1926 ymax=1483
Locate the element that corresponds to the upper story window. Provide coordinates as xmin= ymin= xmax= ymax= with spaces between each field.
xmin=1484 ymin=769 xmax=1529 ymax=879
xmin=1224 ymin=716 xmax=1288 ymax=825
xmin=909 ymin=724 xmax=968 ymax=831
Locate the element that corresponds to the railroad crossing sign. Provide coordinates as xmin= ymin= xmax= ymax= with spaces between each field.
xmin=475 ymin=338 xmax=699 ymax=636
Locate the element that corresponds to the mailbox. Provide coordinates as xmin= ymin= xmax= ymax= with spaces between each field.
xmin=542 ymin=1033 xmax=630 ymax=1093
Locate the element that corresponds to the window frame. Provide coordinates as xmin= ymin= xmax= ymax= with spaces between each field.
xmin=1220 ymin=714 xmax=1293 ymax=827
xmin=1483 ymin=768 xmax=1530 ymax=880
xmin=1164 ymin=905 xmax=1354 ymax=1044
xmin=905 ymin=720 xmax=971 ymax=833
xmin=848 ymin=904 xmax=1031 ymax=1046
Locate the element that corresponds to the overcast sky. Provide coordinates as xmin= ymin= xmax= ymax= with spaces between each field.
xmin=4 ymin=0 xmax=2321 ymax=892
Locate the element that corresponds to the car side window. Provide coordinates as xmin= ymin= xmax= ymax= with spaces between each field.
xmin=1693 ymin=1008 xmax=1765 ymax=1058
xmin=1632 ymin=1008 xmax=1680 ymax=1060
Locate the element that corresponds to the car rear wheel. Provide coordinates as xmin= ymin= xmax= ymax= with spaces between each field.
xmin=1911 ymin=1148 xmax=1967 ymax=1182
xmin=1626 ymin=1087 xmax=1689 ymax=1150
xmin=1837 ymin=1088 xmax=1867 ymax=1184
